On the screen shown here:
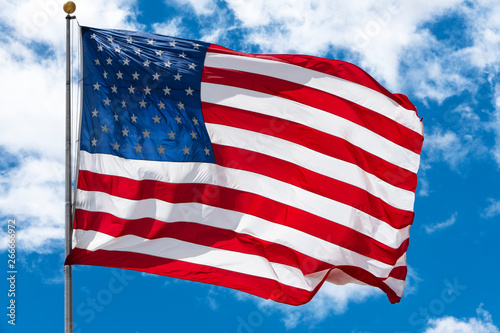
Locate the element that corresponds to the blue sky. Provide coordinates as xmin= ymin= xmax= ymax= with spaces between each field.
xmin=1 ymin=0 xmax=500 ymax=332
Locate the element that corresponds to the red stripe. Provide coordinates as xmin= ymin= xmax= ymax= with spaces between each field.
xmin=202 ymin=102 xmax=417 ymax=192
xmin=202 ymin=66 xmax=423 ymax=155
xmin=77 ymin=170 xmax=409 ymax=265
xmin=65 ymin=247 xmax=319 ymax=305
xmin=212 ymin=144 xmax=414 ymax=229
xmin=65 ymin=247 xmax=403 ymax=304
xmin=207 ymin=44 xmax=419 ymax=115
xmin=74 ymin=210 xmax=335 ymax=274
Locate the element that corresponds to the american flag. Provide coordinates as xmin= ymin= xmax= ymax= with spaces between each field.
xmin=65 ymin=26 xmax=424 ymax=305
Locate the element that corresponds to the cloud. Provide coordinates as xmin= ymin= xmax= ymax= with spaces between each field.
xmin=152 ymin=17 xmax=184 ymax=37
xmin=491 ymin=84 xmax=500 ymax=167
xmin=423 ymin=304 xmax=500 ymax=333
xmin=423 ymin=129 xmax=472 ymax=170
xmin=424 ymin=212 xmax=457 ymax=234
xmin=481 ymin=199 xmax=500 ymax=219
xmin=0 ymin=155 xmax=65 ymax=252
xmin=0 ymin=0 xmax=141 ymax=253
xmin=404 ymin=266 xmax=422 ymax=296
xmin=254 ymin=283 xmax=381 ymax=330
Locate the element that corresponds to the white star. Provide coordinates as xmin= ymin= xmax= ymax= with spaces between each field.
xmin=185 ymin=87 xmax=194 ymax=95
xmin=94 ymin=59 xmax=100 ymax=65
xmin=144 ymin=86 xmax=151 ymax=95
xmin=115 ymin=46 xmax=122 ymax=53
xmin=106 ymin=57 xmax=113 ymax=65
xmin=97 ymin=45 xmax=103 ymax=52
xmin=112 ymin=142 xmax=120 ymax=150
xmin=132 ymin=72 xmax=140 ymax=80
xmin=123 ymin=58 xmax=130 ymax=66
xmin=107 ymin=36 xmax=114 ymax=43
xmin=131 ymin=114 xmax=138 ymax=123
xmin=182 ymin=145 xmax=190 ymax=155
xmin=143 ymin=59 xmax=151 ymax=67
xmin=121 ymin=100 xmax=127 ymax=108
xmin=128 ymin=85 xmax=135 ymax=94
xmin=147 ymin=39 xmax=155 ymax=45
xmin=90 ymin=33 xmax=97 ymax=39
xmin=177 ymin=101 xmax=185 ymax=110
xmin=204 ymin=147 xmax=210 ymax=155
xmin=152 ymin=72 xmax=160 ymax=80
xmin=157 ymin=145 xmax=166 ymax=155
xmin=156 ymin=50 xmax=164 ymax=56
xmin=101 ymin=124 xmax=110 ymax=133
xmin=139 ymin=100 xmax=147 ymax=108
xmin=103 ymin=97 xmax=111 ymax=106
xmin=114 ymin=113 xmax=119 ymax=121
xmin=142 ymin=129 xmax=151 ymax=138
xmin=126 ymin=37 xmax=133 ymax=44
xmin=135 ymin=48 xmax=142 ymax=55
xmin=103 ymin=71 xmax=108 ymax=79
xmin=169 ymin=40 xmax=177 ymax=47
xmin=192 ymin=117 xmax=199 ymax=125
xmin=163 ymin=86 xmax=171 ymax=95
xmin=189 ymin=131 xmax=198 ymax=139
xmin=111 ymin=85 xmax=118 ymax=93
xmin=193 ymin=43 xmax=201 ymax=50
xmin=152 ymin=114 xmax=161 ymax=123
xmin=174 ymin=115 xmax=182 ymax=124
xmin=91 ymin=138 xmax=98 ymax=146
xmin=122 ymin=127 xmax=130 ymax=137
xmin=179 ymin=52 xmax=187 ymax=58
xmin=91 ymin=108 xmax=99 ymax=117
xmin=174 ymin=73 xmax=182 ymax=81
xmin=158 ymin=101 xmax=165 ymax=109
xmin=93 ymin=81 xmax=101 ymax=90
xmin=134 ymin=144 xmax=143 ymax=153
xmin=167 ymin=130 xmax=176 ymax=139
xmin=188 ymin=63 xmax=197 ymax=70
xmin=116 ymin=71 xmax=123 ymax=79
xmin=164 ymin=60 xmax=172 ymax=68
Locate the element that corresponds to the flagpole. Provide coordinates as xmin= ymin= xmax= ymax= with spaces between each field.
xmin=64 ymin=2 xmax=76 ymax=333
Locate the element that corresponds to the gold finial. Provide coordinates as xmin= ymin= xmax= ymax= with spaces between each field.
xmin=63 ymin=1 xmax=76 ymax=14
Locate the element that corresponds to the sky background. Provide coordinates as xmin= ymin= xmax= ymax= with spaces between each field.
xmin=0 ymin=0 xmax=499 ymax=332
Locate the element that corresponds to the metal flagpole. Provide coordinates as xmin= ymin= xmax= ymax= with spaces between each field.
xmin=64 ymin=2 xmax=76 ymax=333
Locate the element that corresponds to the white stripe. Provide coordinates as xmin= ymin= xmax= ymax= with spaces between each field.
xmin=383 ymin=277 xmax=405 ymax=297
xmin=204 ymin=52 xmax=424 ymax=135
xmin=201 ymin=82 xmax=420 ymax=173
xmin=207 ymin=122 xmax=415 ymax=211
xmin=73 ymin=229 xmax=323 ymax=291
xmin=75 ymin=189 xmax=400 ymax=277
xmin=79 ymin=152 xmax=409 ymax=248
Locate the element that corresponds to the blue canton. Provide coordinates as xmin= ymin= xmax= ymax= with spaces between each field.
xmin=80 ymin=26 xmax=214 ymax=163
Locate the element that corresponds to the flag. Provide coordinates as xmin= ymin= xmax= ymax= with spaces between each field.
xmin=65 ymin=26 xmax=424 ymax=305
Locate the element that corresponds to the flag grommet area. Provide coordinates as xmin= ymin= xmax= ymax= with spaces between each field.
xmin=65 ymin=26 xmax=424 ymax=305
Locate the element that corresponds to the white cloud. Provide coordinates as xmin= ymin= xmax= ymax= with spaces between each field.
xmin=424 ymin=212 xmax=457 ymax=234
xmin=152 ymin=17 xmax=184 ymax=37
xmin=169 ymin=0 xmax=217 ymax=16
xmin=167 ymin=0 xmax=500 ymax=106
xmin=0 ymin=156 xmax=64 ymax=252
xmin=424 ymin=304 xmax=500 ymax=333
xmin=404 ymin=266 xmax=422 ymax=296
xmin=423 ymin=129 xmax=470 ymax=169
xmin=490 ymin=85 xmax=500 ymax=167
xmin=0 ymin=0 xmax=141 ymax=253
xmin=482 ymin=199 xmax=500 ymax=219
xmin=255 ymin=282 xmax=381 ymax=330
